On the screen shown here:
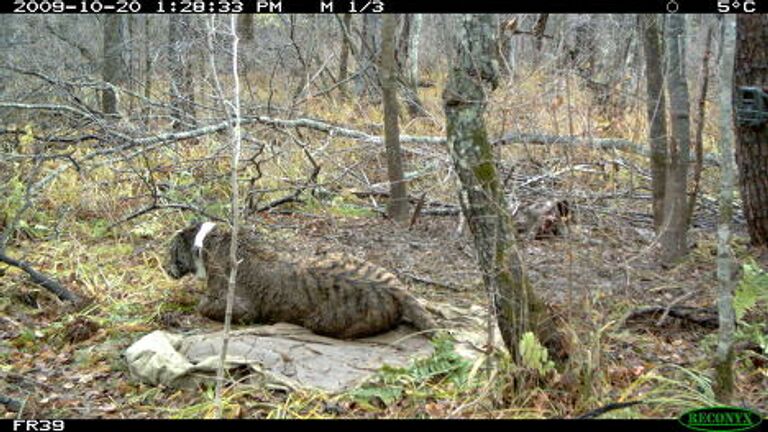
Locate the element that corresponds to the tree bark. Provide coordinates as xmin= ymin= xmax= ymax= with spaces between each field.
xmin=713 ymin=15 xmax=737 ymax=404
xmin=381 ymin=15 xmax=409 ymax=224
xmin=237 ymin=14 xmax=254 ymax=42
xmin=640 ymin=15 xmax=668 ymax=231
xmin=734 ymin=15 xmax=768 ymax=246
xmin=403 ymin=14 xmax=426 ymax=117
xmin=102 ymin=15 xmax=127 ymax=115
xmin=168 ymin=15 xmax=196 ymax=130
xmin=443 ymin=14 xmax=551 ymax=362
xmin=337 ymin=14 xmax=353 ymax=97
xmin=687 ymin=19 xmax=715 ymax=225
xmin=660 ymin=15 xmax=691 ymax=264
xmin=354 ymin=14 xmax=381 ymax=99
xmin=533 ymin=14 xmax=549 ymax=52
xmin=143 ymin=16 xmax=153 ymax=123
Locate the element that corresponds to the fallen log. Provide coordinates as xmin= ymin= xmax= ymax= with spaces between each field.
xmin=622 ymin=305 xmax=718 ymax=329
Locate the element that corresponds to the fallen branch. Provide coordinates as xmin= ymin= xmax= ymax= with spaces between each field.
xmin=622 ymin=305 xmax=718 ymax=329
xmin=0 ymin=128 xmax=100 ymax=144
xmin=108 ymin=202 xmax=226 ymax=230
xmin=576 ymin=401 xmax=643 ymax=419
xmin=492 ymin=133 xmax=720 ymax=167
xmin=0 ymin=252 xmax=78 ymax=302
xmin=255 ymin=195 xmax=305 ymax=213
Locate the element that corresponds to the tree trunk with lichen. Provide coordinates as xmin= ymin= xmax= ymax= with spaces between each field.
xmin=443 ymin=14 xmax=556 ymax=363
xmin=713 ymin=15 xmax=738 ymax=404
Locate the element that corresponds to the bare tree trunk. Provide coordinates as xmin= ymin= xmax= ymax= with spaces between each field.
xmin=354 ymin=14 xmax=381 ymax=100
xmin=713 ymin=15 xmax=737 ymax=404
xmin=211 ymin=15 xmax=242 ymax=418
xmin=397 ymin=14 xmax=411 ymax=69
xmin=533 ymin=14 xmax=549 ymax=52
xmin=168 ymin=15 xmax=196 ymax=130
xmin=126 ymin=16 xmax=136 ymax=114
xmin=237 ymin=14 xmax=254 ymax=42
xmin=0 ymin=17 xmax=14 ymax=120
xmin=102 ymin=15 xmax=127 ymax=115
xmin=143 ymin=16 xmax=153 ymax=123
xmin=687 ymin=19 xmax=715 ymax=225
xmin=407 ymin=14 xmax=422 ymax=87
xmin=640 ymin=15 xmax=668 ymax=231
xmin=443 ymin=14 xmax=553 ymax=362
xmin=660 ymin=15 xmax=691 ymax=264
xmin=734 ymin=15 xmax=768 ymax=246
xmin=532 ymin=13 xmax=549 ymax=66
xmin=498 ymin=18 xmax=513 ymax=76
xmin=337 ymin=14 xmax=352 ymax=97
xmin=402 ymin=14 xmax=425 ymax=117
xmin=381 ymin=14 xmax=409 ymax=224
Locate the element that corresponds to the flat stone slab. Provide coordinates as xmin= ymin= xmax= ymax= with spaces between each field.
xmin=125 ymin=323 xmax=434 ymax=393
xmin=125 ymin=302 xmax=502 ymax=393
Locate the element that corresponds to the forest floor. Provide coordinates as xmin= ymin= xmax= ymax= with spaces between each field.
xmin=2 ymin=155 xmax=767 ymax=418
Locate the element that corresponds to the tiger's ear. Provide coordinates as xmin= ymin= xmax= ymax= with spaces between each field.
xmin=181 ymin=223 xmax=201 ymax=247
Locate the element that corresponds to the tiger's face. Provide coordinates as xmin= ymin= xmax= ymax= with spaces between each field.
xmin=164 ymin=224 xmax=201 ymax=279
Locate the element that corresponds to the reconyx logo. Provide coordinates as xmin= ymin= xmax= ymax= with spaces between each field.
xmin=679 ymin=406 xmax=763 ymax=432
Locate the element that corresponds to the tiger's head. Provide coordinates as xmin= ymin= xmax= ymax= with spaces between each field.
xmin=164 ymin=222 xmax=216 ymax=280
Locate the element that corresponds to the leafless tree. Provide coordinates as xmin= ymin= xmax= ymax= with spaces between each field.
xmin=337 ymin=14 xmax=353 ymax=97
xmin=168 ymin=15 xmax=197 ymax=129
xmin=102 ymin=15 xmax=127 ymax=115
xmin=640 ymin=15 xmax=668 ymax=231
xmin=659 ymin=14 xmax=691 ymax=264
xmin=381 ymin=14 xmax=409 ymax=224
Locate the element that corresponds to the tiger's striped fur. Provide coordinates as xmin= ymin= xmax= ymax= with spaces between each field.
xmin=165 ymin=223 xmax=435 ymax=339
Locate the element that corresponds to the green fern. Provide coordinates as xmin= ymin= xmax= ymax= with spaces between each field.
xmin=734 ymin=260 xmax=768 ymax=321
xmin=519 ymin=331 xmax=555 ymax=375
xmin=347 ymin=337 xmax=471 ymax=408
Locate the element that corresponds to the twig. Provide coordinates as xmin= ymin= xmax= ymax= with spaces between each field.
xmin=408 ymin=193 xmax=427 ymax=229
xmin=254 ymin=134 xmax=321 ymax=213
xmin=655 ymin=291 xmax=695 ymax=327
xmin=107 ymin=202 xmax=226 ymax=230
